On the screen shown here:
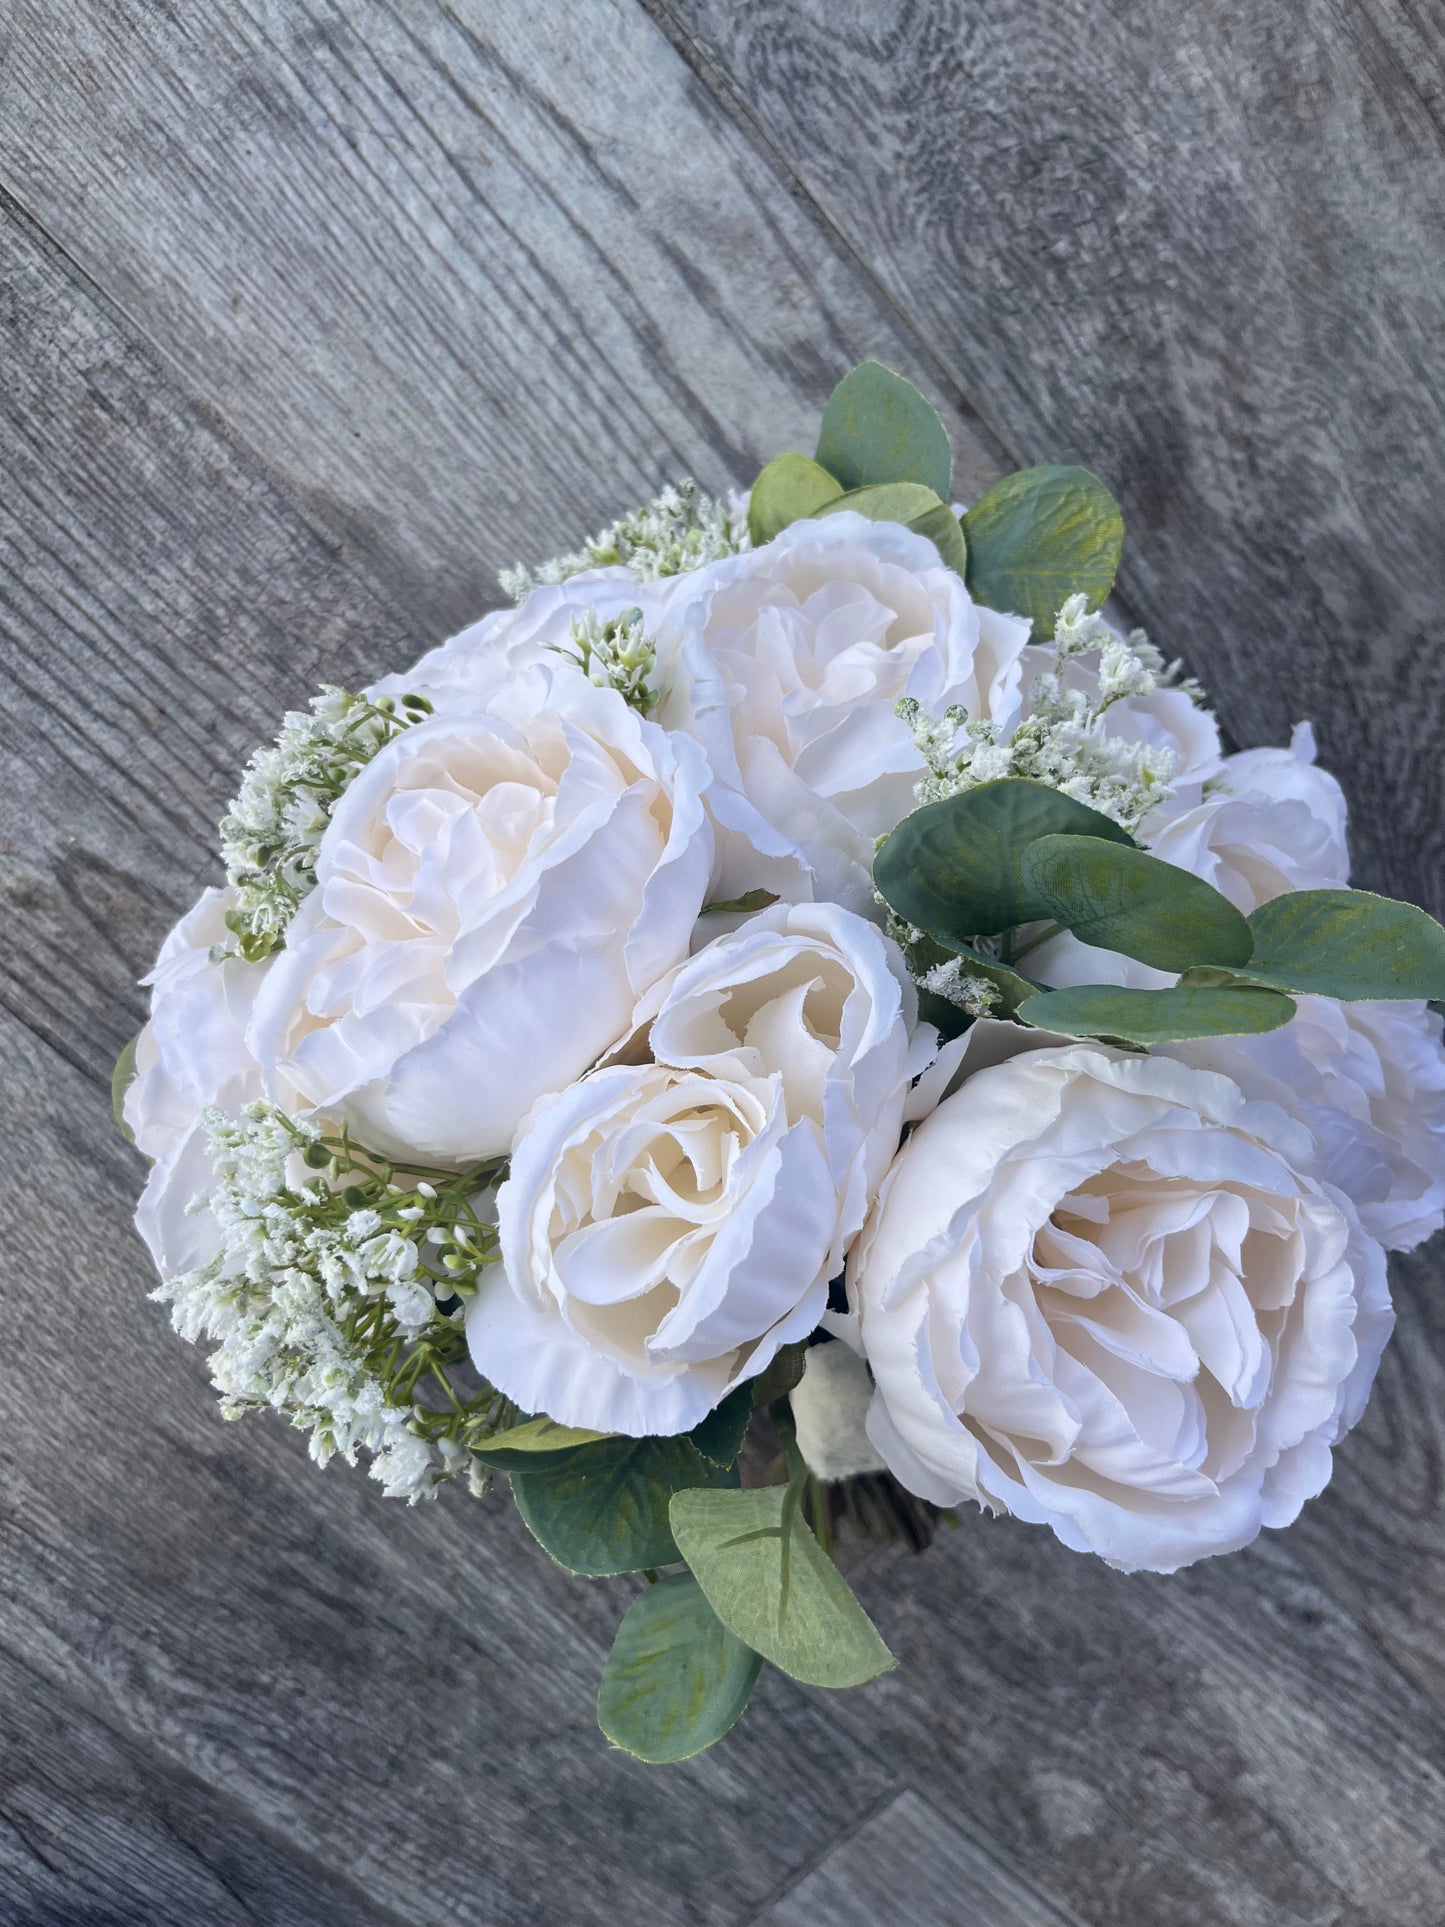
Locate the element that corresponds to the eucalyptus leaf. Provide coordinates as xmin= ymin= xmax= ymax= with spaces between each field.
xmin=818 ymin=481 xmax=967 ymax=574
xmin=470 ymin=1415 xmax=613 ymax=1474
xmin=1021 ymin=834 xmax=1253 ymax=971
xmin=1017 ymin=983 xmax=1297 ymax=1045
xmin=873 ymin=779 xmax=1133 ymax=943
xmin=962 ymin=465 xmax=1124 ymax=636
xmin=1243 ymin=889 xmax=1445 ymax=1001
xmin=748 ymin=452 xmax=842 ymax=546
xmin=597 ymin=1573 xmax=762 ymax=1764
xmin=112 ymin=1032 xmax=140 ymax=1146
xmin=815 ymin=360 xmax=952 ymax=498
xmin=669 ymin=1484 xmax=895 ymax=1690
xmin=689 ymin=1384 xmax=754 ymax=1468
xmin=511 ymin=1436 xmax=736 ymax=1577
xmin=700 ymin=889 xmax=781 ymax=917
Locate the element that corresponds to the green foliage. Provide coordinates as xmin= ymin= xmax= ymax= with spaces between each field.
xmin=689 ymin=1384 xmax=754 ymax=1468
xmin=112 ymin=1032 xmax=140 ymax=1146
xmin=1020 ymin=834 xmax=1254 ymax=973
xmin=511 ymin=1435 xmax=737 ymax=1577
xmin=597 ymin=1573 xmax=762 ymax=1764
xmin=747 ymin=452 xmax=841 ymax=546
xmin=818 ymin=483 xmax=967 ymax=574
xmin=470 ymin=1415 xmax=612 ymax=1474
xmin=874 ymin=778 xmax=1132 ymax=943
xmin=1017 ymin=982 xmax=1297 ymax=1045
xmin=669 ymin=1484 xmax=896 ymax=1690
xmin=962 ymin=465 xmax=1124 ymax=635
xmin=700 ymin=889 xmax=781 ymax=917
xmin=1240 ymin=889 xmax=1445 ymax=1001
xmin=815 ymin=360 xmax=953 ymax=499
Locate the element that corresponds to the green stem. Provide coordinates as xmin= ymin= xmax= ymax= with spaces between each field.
xmin=1010 ymin=920 xmax=1063 ymax=965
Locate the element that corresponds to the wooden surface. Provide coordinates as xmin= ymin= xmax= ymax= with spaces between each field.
xmin=1 ymin=5 xmax=1442 ymax=1922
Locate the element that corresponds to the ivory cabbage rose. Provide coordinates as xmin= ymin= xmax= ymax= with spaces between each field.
xmin=849 ymin=1037 xmax=1392 ymax=1573
xmin=659 ymin=513 xmax=1032 ymax=913
xmin=125 ymin=887 xmax=273 ymax=1278
xmin=248 ymin=664 xmax=713 ymax=1165
xmin=1167 ymin=998 xmax=1445 ymax=1253
xmin=468 ymin=901 xmax=932 ymax=1434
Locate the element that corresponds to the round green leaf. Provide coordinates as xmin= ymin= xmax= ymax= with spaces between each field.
xmin=1017 ymin=983 xmax=1297 ymax=1045
xmin=1021 ymin=834 xmax=1253 ymax=972
xmin=688 ymin=1384 xmax=754 ymax=1468
xmin=874 ymin=779 xmax=1134 ymax=943
xmin=669 ymin=1484 xmax=895 ymax=1690
xmin=1244 ymin=889 xmax=1445 ymax=1001
xmin=815 ymin=361 xmax=953 ymax=498
xmin=597 ymin=1573 xmax=762 ymax=1764
xmin=962 ymin=465 xmax=1124 ymax=636
xmin=818 ymin=482 xmax=967 ymax=573
xmin=511 ymin=1437 xmax=736 ymax=1577
xmin=748 ymin=452 xmax=842 ymax=546
xmin=112 ymin=1032 xmax=140 ymax=1146
xmin=470 ymin=1415 xmax=613 ymax=1474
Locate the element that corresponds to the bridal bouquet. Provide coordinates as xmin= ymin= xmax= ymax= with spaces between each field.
xmin=121 ymin=362 xmax=1445 ymax=1762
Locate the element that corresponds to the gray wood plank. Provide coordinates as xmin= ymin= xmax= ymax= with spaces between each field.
xmin=752 ymin=1791 xmax=1087 ymax=1927
xmin=648 ymin=0 xmax=1445 ymax=917
xmin=0 ymin=0 xmax=1002 ymax=639
xmin=0 ymin=187 xmax=424 ymax=1082
xmin=0 ymin=195 xmax=901 ymax=1927
xmin=0 ymin=1645 xmax=412 ymax=1927
xmin=807 ymin=1385 xmax=1445 ymax=1927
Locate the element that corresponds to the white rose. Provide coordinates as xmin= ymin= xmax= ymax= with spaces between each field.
xmin=1166 ymin=998 xmax=1445 ymax=1253
xmin=466 ymin=1063 xmax=841 ymax=1434
xmin=125 ymin=887 xmax=271 ymax=1277
xmin=849 ymin=1036 xmax=1392 ymax=1573
xmin=639 ymin=901 xmax=936 ymax=1271
xmin=370 ymin=569 xmax=676 ymax=713
xmin=659 ymin=513 xmax=1031 ymax=914
xmin=248 ymin=664 xmax=714 ymax=1165
xmin=1029 ymin=721 xmax=1351 ymax=992
xmin=467 ymin=901 xmax=933 ymax=1434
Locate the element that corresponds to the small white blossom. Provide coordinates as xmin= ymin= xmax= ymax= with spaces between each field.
xmin=919 ymin=958 xmax=1001 ymax=1017
xmin=216 ymin=688 xmax=432 ymax=961
xmin=554 ymin=605 xmax=663 ymax=714
xmin=499 ymin=479 xmax=749 ymax=599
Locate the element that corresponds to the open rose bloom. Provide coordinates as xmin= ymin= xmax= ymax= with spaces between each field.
xmin=125 ymin=364 xmax=1445 ymax=1759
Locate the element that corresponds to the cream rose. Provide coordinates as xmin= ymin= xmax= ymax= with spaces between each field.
xmin=125 ymin=887 xmax=272 ymax=1278
xmin=467 ymin=1063 xmax=840 ymax=1434
xmin=849 ymin=1035 xmax=1392 ymax=1573
xmin=1166 ymin=998 xmax=1445 ymax=1254
xmin=468 ymin=901 xmax=933 ymax=1434
xmin=248 ymin=664 xmax=713 ymax=1165
xmin=659 ymin=513 xmax=1031 ymax=913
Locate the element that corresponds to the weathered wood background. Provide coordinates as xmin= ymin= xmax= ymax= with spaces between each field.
xmin=2 ymin=3 xmax=1443 ymax=1921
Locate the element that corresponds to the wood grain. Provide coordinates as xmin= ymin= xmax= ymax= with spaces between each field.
xmin=650 ymin=0 xmax=1445 ymax=916
xmin=752 ymin=1790 xmax=1088 ymax=1927
xmin=0 ymin=0 xmax=1001 ymax=639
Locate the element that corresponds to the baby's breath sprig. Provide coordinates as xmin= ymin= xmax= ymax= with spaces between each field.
xmin=897 ymin=592 xmax=1199 ymax=834
xmin=216 ymin=687 xmax=433 ymax=964
xmin=154 ymin=1104 xmax=516 ymax=1501
xmin=499 ymin=478 xmax=748 ymax=600
xmin=556 ymin=606 xmax=663 ymax=715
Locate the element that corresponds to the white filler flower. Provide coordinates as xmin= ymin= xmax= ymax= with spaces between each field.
xmin=248 ymin=663 xmax=713 ymax=1165
xmin=849 ymin=1041 xmax=1392 ymax=1573
xmin=659 ymin=512 xmax=1032 ymax=914
xmin=468 ymin=901 xmax=932 ymax=1435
